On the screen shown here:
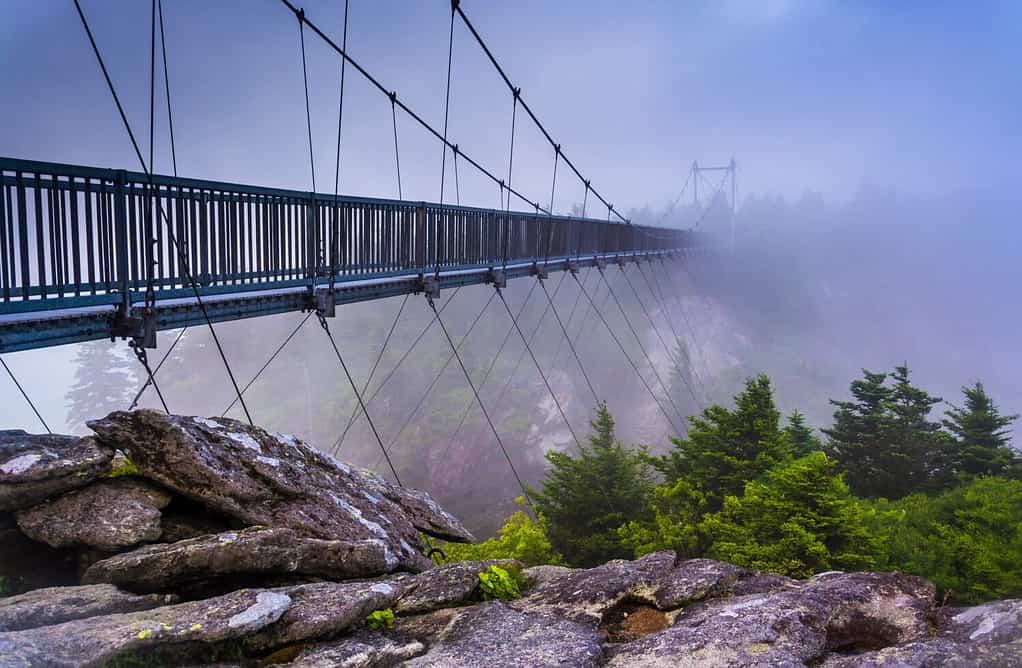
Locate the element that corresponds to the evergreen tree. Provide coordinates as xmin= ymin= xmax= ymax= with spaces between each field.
xmin=700 ymin=452 xmax=877 ymax=578
xmin=942 ymin=382 xmax=1019 ymax=478
xmin=66 ymin=340 xmax=139 ymax=429
xmin=659 ymin=375 xmax=790 ymax=510
xmin=784 ymin=410 xmax=821 ymax=457
xmin=867 ymin=477 xmax=1022 ymax=604
xmin=669 ymin=338 xmax=700 ymax=418
xmin=825 ymin=365 xmax=949 ymax=499
xmin=532 ymin=402 xmax=655 ymax=567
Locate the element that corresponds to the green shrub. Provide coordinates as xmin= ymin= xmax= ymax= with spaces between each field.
xmin=106 ymin=456 xmax=142 ymax=478
xmin=477 ymin=565 xmax=520 ymax=601
xmin=438 ymin=497 xmax=563 ymax=567
xmin=366 ymin=608 xmax=394 ymax=630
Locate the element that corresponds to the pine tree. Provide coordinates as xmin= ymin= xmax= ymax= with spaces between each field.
xmin=943 ymin=382 xmax=1019 ymax=478
xmin=66 ymin=340 xmax=139 ymax=429
xmin=700 ymin=452 xmax=877 ymax=578
xmin=659 ymin=374 xmax=790 ymax=510
xmin=825 ymin=365 xmax=950 ymax=499
xmin=785 ymin=410 xmax=821 ymax=457
xmin=669 ymin=338 xmax=700 ymax=419
xmin=532 ymin=402 xmax=655 ymax=567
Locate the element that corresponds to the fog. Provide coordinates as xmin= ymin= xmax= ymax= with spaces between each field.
xmin=2 ymin=1 xmax=1019 ymax=533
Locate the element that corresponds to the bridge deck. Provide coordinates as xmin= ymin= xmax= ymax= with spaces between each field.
xmin=0 ymin=157 xmax=691 ymax=352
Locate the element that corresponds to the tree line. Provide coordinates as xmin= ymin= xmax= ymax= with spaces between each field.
xmin=445 ymin=365 xmax=1021 ymax=604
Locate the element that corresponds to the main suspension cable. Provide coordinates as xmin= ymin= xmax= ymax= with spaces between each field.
xmin=2 ymin=356 xmax=51 ymax=433
xmin=371 ymin=289 xmax=497 ymax=471
xmin=539 ymin=274 xmax=598 ymax=405
xmin=334 ymin=292 xmax=409 ymax=444
xmin=444 ymin=276 xmax=544 ymax=454
xmin=573 ymin=271 xmax=684 ymax=434
xmin=496 ymin=284 xmax=581 ymax=449
xmin=333 ymin=287 xmax=460 ymax=455
xmin=426 ymin=294 xmax=534 ymax=510
xmin=73 ymin=0 xmax=253 ymax=424
xmin=453 ymin=4 xmax=629 ymax=223
xmin=641 ymin=257 xmax=709 ymax=398
xmin=318 ymin=313 xmax=401 ymax=484
xmin=601 ymin=268 xmax=689 ymax=426
xmin=221 ymin=312 xmax=314 ymax=417
xmin=621 ymin=263 xmax=701 ymax=407
xmin=281 ymin=0 xmax=548 ymax=215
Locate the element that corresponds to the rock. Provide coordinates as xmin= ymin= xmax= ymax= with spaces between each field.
xmin=245 ymin=580 xmax=400 ymax=652
xmin=394 ymin=559 xmax=521 ymax=614
xmin=512 ymin=551 xmax=676 ymax=625
xmin=402 ymin=601 xmax=604 ymax=668
xmin=82 ymin=526 xmax=422 ymax=593
xmin=605 ymin=571 xmax=936 ymax=667
xmin=159 ymin=511 xmax=235 ymax=543
xmin=287 ymin=630 xmax=425 ymax=667
xmin=0 ymin=431 xmax=112 ymax=511
xmin=651 ymin=558 xmax=797 ymax=609
xmin=0 ymin=584 xmax=175 ymax=631
xmin=87 ymin=411 xmax=472 ymax=570
xmin=15 ymin=478 xmax=172 ymax=550
xmin=821 ymin=599 xmax=1022 ymax=667
xmin=520 ymin=564 xmax=576 ymax=591
xmin=0 ymin=525 xmax=78 ymax=595
xmin=0 ymin=587 xmax=290 ymax=667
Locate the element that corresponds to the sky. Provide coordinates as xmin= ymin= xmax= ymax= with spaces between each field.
xmin=1 ymin=0 xmax=1020 ymax=433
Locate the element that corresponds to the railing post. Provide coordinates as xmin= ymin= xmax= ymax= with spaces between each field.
xmin=415 ymin=203 xmax=426 ymax=270
xmin=307 ymin=192 xmax=318 ymax=287
xmin=113 ymin=170 xmax=130 ymax=315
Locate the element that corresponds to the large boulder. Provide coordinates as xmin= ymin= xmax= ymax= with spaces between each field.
xmin=15 ymin=478 xmax=172 ymax=550
xmin=0 ymin=431 xmax=112 ymax=511
xmin=82 ymin=526 xmax=428 ymax=593
xmin=87 ymin=411 xmax=472 ymax=569
xmin=604 ymin=571 xmax=936 ymax=667
xmin=0 ymin=587 xmax=291 ymax=667
xmin=0 ymin=584 xmax=175 ymax=631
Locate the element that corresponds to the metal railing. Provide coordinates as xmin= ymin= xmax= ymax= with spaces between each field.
xmin=0 ymin=157 xmax=691 ymax=317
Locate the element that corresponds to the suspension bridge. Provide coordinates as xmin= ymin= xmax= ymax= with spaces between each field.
xmin=1 ymin=0 xmax=736 ymax=500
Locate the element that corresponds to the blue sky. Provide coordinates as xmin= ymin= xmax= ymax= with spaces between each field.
xmin=2 ymin=1 xmax=1019 ymax=208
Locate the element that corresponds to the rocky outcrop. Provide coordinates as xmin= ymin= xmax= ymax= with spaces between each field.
xmin=0 ymin=584 xmax=174 ymax=631
xmin=15 ymin=478 xmax=172 ymax=550
xmin=1 ymin=412 xmax=1018 ymax=667
xmin=88 ymin=411 xmax=471 ymax=569
xmin=0 ymin=431 xmax=112 ymax=511
xmin=82 ymin=527 xmax=428 ymax=593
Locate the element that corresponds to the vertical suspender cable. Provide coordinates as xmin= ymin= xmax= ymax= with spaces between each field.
xmin=436 ymin=1 xmax=456 ymax=279
xmin=127 ymin=0 xmax=182 ymax=413
xmin=502 ymin=91 xmax=518 ymax=270
xmin=74 ymin=0 xmax=253 ymax=423
xmin=298 ymin=17 xmax=317 ymax=194
xmin=331 ymin=0 xmax=350 ymax=294
xmin=2 ymin=357 xmax=51 ymax=434
xmin=390 ymin=93 xmax=402 ymax=199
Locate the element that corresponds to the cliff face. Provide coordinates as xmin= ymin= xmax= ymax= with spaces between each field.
xmin=1 ymin=411 xmax=1019 ymax=667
